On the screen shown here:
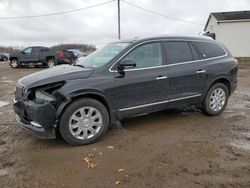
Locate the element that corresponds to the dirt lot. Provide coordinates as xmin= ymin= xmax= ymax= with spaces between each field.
xmin=0 ymin=61 xmax=250 ymax=188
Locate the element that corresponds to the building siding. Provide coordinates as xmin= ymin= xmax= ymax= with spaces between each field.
xmin=205 ymin=15 xmax=250 ymax=57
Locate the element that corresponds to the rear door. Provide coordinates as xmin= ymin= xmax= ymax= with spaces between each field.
xmin=164 ymin=41 xmax=208 ymax=107
xmin=113 ymin=42 xmax=169 ymax=118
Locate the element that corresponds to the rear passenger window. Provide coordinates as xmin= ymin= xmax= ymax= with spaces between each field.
xmin=164 ymin=41 xmax=194 ymax=64
xmin=194 ymin=41 xmax=226 ymax=58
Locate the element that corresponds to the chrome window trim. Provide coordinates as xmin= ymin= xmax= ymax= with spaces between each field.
xmin=118 ymin=94 xmax=202 ymax=112
xmin=109 ymin=39 xmax=228 ymax=72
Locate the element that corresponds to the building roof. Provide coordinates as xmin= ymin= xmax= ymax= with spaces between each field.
xmin=204 ymin=10 xmax=250 ymax=31
xmin=212 ymin=10 xmax=250 ymax=21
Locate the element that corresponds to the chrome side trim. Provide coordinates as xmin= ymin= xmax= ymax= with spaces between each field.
xmin=168 ymin=94 xmax=202 ymax=102
xmin=119 ymin=99 xmax=169 ymax=112
xmin=109 ymin=39 xmax=228 ymax=72
xmin=118 ymin=94 xmax=202 ymax=112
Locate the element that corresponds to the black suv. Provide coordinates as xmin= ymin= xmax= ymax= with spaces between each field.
xmin=13 ymin=36 xmax=238 ymax=145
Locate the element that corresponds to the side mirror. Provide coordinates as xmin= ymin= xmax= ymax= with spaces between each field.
xmin=117 ymin=59 xmax=136 ymax=71
xmin=21 ymin=51 xmax=25 ymax=54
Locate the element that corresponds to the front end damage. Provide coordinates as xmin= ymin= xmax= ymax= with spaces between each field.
xmin=13 ymin=82 xmax=64 ymax=139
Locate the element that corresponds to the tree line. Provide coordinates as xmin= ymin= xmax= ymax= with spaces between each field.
xmin=0 ymin=43 xmax=96 ymax=54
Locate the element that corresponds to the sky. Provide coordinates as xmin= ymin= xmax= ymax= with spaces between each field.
xmin=0 ymin=0 xmax=250 ymax=48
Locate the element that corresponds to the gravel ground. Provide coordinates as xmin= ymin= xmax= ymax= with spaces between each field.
xmin=0 ymin=61 xmax=250 ymax=188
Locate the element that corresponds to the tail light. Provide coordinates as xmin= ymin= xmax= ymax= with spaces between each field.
xmin=234 ymin=58 xmax=239 ymax=66
xmin=58 ymin=51 xmax=64 ymax=59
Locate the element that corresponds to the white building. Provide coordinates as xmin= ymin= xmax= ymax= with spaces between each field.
xmin=204 ymin=11 xmax=250 ymax=57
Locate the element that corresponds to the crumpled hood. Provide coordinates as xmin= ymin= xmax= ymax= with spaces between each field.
xmin=19 ymin=65 xmax=93 ymax=89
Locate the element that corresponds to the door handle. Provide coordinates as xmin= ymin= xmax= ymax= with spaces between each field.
xmin=196 ymin=70 xmax=206 ymax=74
xmin=156 ymin=76 xmax=167 ymax=80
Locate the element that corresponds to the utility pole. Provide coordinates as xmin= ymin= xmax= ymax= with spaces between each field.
xmin=117 ymin=0 xmax=121 ymax=39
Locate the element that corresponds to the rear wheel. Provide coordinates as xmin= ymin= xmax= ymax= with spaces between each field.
xmin=10 ymin=59 xmax=19 ymax=68
xmin=47 ymin=59 xmax=56 ymax=68
xmin=59 ymin=98 xmax=109 ymax=145
xmin=202 ymin=83 xmax=229 ymax=116
xmin=3 ymin=57 xmax=8 ymax=61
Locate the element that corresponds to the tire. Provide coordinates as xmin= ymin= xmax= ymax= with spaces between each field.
xmin=10 ymin=59 xmax=19 ymax=68
xmin=47 ymin=59 xmax=56 ymax=68
xmin=59 ymin=98 xmax=109 ymax=145
xmin=202 ymin=83 xmax=229 ymax=116
xmin=3 ymin=57 xmax=8 ymax=61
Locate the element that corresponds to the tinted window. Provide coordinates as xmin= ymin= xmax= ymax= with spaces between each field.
xmin=165 ymin=42 xmax=193 ymax=64
xmin=124 ymin=42 xmax=162 ymax=69
xmin=194 ymin=41 xmax=226 ymax=58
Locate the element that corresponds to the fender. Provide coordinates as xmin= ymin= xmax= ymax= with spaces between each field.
xmin=55 ymin=89 xmax=116 ymax=127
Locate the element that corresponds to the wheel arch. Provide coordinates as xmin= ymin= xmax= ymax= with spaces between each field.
xmin=9 ymin=57 xmax=18 ymax=61
xmin=55 ymin=92 xmax=113 ymax=127
xmin=207 ymin=77 xmax=231 ymax=95
xmin=46 ymin=56 xmax=55 ymax=61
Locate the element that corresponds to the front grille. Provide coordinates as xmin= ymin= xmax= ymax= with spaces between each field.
xmin=15 ymin=82 xmax=27 ymax=100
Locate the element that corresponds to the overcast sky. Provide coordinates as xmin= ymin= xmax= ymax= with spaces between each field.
xmin=0 ymin=0 xmax=249 ymax=47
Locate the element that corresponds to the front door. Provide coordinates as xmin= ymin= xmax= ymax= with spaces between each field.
xmin=113 ymin=42 xmax=169 ymax=118
xmin=20 ymin=47 xmax=33 ymax=63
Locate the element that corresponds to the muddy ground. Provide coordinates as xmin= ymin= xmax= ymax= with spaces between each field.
xmin=0 ymin=61 xmax=250 ymax=188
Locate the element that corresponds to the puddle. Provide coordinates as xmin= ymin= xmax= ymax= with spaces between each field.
xmin=0 ymin=101 xmax=9 ymax=108
xmin=0 ymin=168 xmax=9 ymax=176
xmin=1 ymin=80 xmax=13 ymax=83
xmin=231 ymin=131 xmax=250 ymax=151
xmin=231 ymin=141 xmax=250 ymax=151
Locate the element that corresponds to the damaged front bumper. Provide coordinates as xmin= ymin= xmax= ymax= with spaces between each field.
xmin=13 ymin=99 xmax=56 ymax=139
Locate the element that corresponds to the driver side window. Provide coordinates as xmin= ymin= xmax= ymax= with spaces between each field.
xmin=124 ymin=42 xmax=163 ymax=69
xmin=23 ymin=47 xmax=32 ymax=54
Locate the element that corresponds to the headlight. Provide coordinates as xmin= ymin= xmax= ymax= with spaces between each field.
xmin=35 ymin=90 xmax=55 ymax=102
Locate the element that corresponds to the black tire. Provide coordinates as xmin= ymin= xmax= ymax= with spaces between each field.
xmin=59 ymin=98 xmax=109 ymax=145
xmin=47 ymin=59 xmax=56 ymax=68
xmin=202 ymin=83 xmax=229 ymax=116
xmin=10 ymin=59 xmax=20 ymax=68
xmin=3 ymin=57 xmax=8 ymax=61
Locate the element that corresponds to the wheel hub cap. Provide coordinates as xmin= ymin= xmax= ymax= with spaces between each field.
xmin=69 ymin=107 xmax=103 ymax=140
xmin=209 ymin=88 xmax=226 ymax=112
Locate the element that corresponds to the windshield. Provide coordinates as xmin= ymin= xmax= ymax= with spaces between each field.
xmin=76 ymin=42 xmax=130 ymax=68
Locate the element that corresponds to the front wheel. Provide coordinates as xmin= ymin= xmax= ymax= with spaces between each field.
xmin=10 ymin=59 xmax=19 ymax=68
xmin=59 ymin=98 xmax=109 ymax=145
xmin=202 ymin=83 xmax=229 ymax=116
xmin=47 ymin=59 xmax=56 ymax=68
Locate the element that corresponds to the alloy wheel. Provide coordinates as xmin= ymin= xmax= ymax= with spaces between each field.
xmin=69 ymin=107 xmax=103 ymax=140
xmin=209 ymin=88 xmax=226 ymax=112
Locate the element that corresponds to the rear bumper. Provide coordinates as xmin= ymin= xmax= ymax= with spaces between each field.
xmin=13 ymin=99 xmax=56 ymax=139
xmin=57 ymin=59 xmax=74 ymax=65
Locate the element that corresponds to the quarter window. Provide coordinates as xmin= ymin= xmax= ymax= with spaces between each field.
xmin=194 ymin=41 xmax=226 ymax=58
xmin=124 ymin=42 xmax=163 ymax=69
xmin=164 ymin=41 xmax=194 ymax=64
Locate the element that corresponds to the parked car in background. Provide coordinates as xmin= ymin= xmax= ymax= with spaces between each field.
xmin=9 ymin=46 xmax=75 ymax=68
xmin=66 ymin=48 xmax=85 ymax=58
xmin=13 ymin=36 xmax=238 ymax=145
xmin=0 ymin=52 xmax=9 ymax=61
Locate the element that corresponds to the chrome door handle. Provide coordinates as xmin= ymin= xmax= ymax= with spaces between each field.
xmin=196 ymin=70 xmax=206 ymax=74
xmin=156 ymin=76 xmax=167 ymax=80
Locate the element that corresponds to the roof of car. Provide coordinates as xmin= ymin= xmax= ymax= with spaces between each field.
xmin=119 ymin=35 xmax=213 ymax=43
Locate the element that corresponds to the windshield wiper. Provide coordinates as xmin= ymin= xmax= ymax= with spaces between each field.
xmin=74 ymin=64 xmax=85 ymax=68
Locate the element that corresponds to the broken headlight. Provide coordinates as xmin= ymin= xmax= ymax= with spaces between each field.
xmin=28 ymin=82 xmax=65 ymax=102
xmin=35 ymin=90 xmax=55 ymax=102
